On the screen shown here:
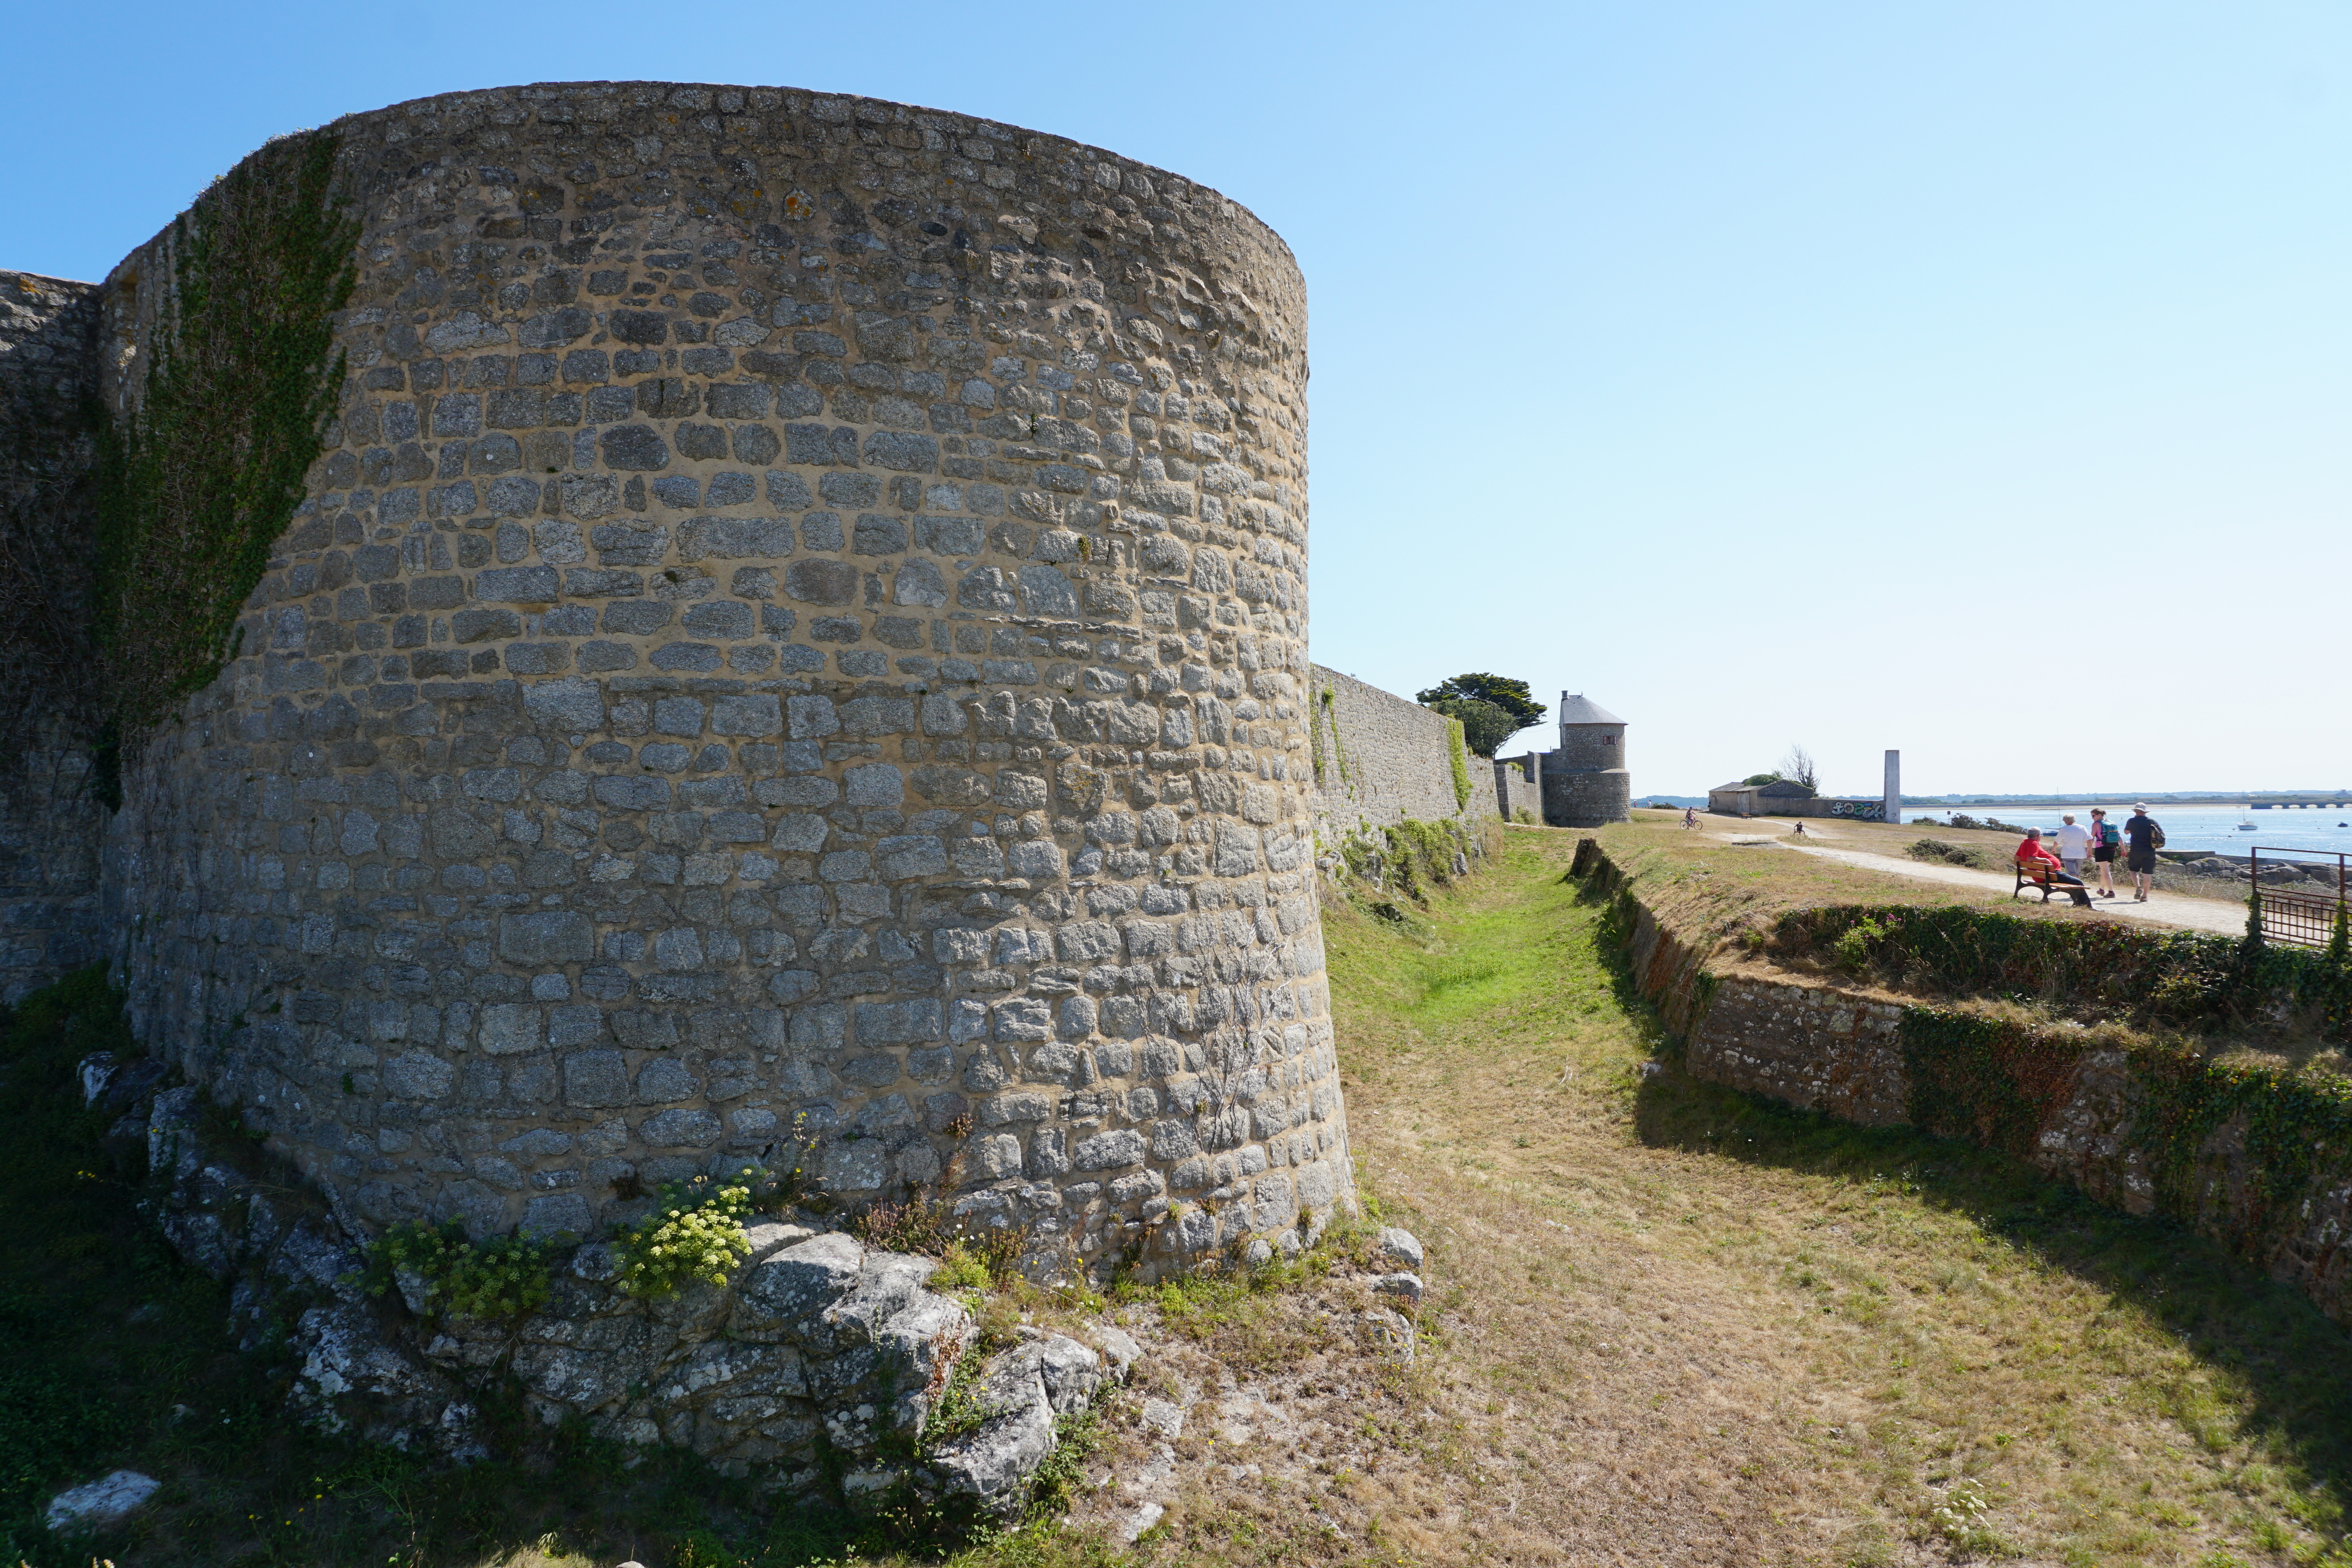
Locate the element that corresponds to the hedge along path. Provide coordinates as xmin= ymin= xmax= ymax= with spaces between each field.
xmin=1785 ymin=838 xmax=2250 ymax=938
xmin=92 ymin=128 xmax=359 ymax=783
xmin=1271 ymin=825 xmax=2352 ymax=1567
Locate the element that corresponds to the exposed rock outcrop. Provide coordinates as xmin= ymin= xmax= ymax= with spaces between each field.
xmin=81 ymin=1049 xmax=1127 ymax=1510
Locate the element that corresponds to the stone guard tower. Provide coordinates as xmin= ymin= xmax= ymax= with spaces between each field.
xmin=1539 ymin=693 xmax=1630 ymax=827
xmin=1 ymin=81 xmax=1351 ymax=1285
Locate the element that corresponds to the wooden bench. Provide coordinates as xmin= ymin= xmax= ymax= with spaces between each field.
xmin=2013 ymin=862 xmax=2073 ymax=902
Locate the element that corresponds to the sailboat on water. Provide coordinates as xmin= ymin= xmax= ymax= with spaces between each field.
xmin=2237 ymin=806 xmax=2257 ymax=832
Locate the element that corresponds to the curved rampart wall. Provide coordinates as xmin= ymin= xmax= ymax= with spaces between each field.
xmin=97 ymin=81 xmax=1345 ymax=1278
xmin=1544 ymin=770 xmax=1632 ymax=828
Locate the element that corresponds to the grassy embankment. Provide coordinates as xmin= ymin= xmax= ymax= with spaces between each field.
xmin=1296 ymin=824 xmax=2352 ymax=1564
xmin=8 ymin=825 xmax=2352 ymax=1564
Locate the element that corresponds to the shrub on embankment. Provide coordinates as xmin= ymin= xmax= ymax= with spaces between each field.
xmin=1329 ymin=815 xmax=1491 ymax=904
xmin=1774 ymin=903 xmax=2352 ymax=1040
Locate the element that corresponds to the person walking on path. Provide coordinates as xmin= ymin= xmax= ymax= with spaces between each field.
xmin=2123 ymin=803 xmax=2164 ymax=902
xmin=2055 ymin=814 xmax=2091 ymax=880
xmin=2087 ymin=807 xmax=2120 ymax=898
xmin=2015 ymin=828 xmax=2095 ymax=907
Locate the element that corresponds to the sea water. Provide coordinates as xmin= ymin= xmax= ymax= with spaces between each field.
xmin=1905 ymin=804 xmax=2352 ymax=862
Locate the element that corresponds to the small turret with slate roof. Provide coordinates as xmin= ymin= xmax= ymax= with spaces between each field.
xmin=1504 ymin=693 xmax=1632 ymax=827
xmin=1553 ymin=694 xmax=1628 ymax=774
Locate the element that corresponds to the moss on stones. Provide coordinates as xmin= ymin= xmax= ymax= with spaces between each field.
xmin=92 ymin=129 xmax=358 ymax=768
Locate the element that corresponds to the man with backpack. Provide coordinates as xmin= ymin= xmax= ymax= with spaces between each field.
xmin=2123 ymin=803 xmax=2165 ymax=902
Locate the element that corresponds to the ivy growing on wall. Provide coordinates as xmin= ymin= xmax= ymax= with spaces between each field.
xmin=91 ymin=129 xmax=358 ymax=788
xmin=1896 ymin=1002 xmax=2352 ymax=1271
xmin=1336 ymin=815 xmax=1481 ymax=903
xmin=1445 ymin=716 xmax=1472 ymax=811
xmin=1898 ymin=1007 xmax=2096 ymax=1159
xmin=1312 ymin=686 xmax=1349 ymax=788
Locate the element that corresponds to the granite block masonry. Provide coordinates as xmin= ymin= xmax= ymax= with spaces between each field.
xmin=1307 ymin=665 xmax=1498 ymax=842
xmin=0 ymin=82 xmax=1350 ymax=1284
xmin=0 ymin=270 xmax=106 ymax=1005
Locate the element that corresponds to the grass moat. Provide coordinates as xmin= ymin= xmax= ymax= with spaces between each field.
xmin=4 ymin=825 xmax=2348 ymax=1564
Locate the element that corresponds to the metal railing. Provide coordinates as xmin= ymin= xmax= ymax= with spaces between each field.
xmin=2249 ymin=847 xmax=2350 ymax=947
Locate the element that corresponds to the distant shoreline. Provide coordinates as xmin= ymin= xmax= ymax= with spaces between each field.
xmin=1910 ymin=794 xmax=2350 ymax=810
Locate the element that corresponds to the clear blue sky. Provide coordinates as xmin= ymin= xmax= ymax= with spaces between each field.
xmin=8 ymin=1 xmax=2347 ymax=798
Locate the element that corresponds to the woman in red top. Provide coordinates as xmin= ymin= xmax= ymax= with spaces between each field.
xmin=2015 ymin=828 xmax=2094 ymax=907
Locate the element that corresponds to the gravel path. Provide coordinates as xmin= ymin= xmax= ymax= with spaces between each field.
xmin=1769 ymin=841 xmax=2249 ymax=936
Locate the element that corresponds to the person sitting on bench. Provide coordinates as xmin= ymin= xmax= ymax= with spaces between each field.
xmin=2014 ymin=828 xmax=2093 ymax=907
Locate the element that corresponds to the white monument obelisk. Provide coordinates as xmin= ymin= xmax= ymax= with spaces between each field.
xmin=1883 ymin=750 xmax=1901 ymax=826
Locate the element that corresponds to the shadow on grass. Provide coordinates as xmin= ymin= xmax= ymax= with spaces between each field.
xmin=1569 ymin=890 xmax=2352 ymax=1544
xmin=0 ymin=972 xmax=1110 ymax=1568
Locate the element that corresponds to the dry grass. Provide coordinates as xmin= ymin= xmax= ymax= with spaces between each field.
xmin=18 ymin=828 xmax=2350 ymax=1567
xmin=1640 ymin=808 xmax=2260 ymax=915
xmin=1099 ymin=825 xmax=2352 ymax=1567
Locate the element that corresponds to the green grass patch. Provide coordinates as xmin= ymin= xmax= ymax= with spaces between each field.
xmin=1328 ymin=828 xmax=2352 ymax=1563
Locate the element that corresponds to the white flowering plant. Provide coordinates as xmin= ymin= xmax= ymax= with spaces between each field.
xmin=612 ymin=1166 xmax=763 ymax=1299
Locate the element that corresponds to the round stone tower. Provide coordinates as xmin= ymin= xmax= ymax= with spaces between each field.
xmin=1542 ymin=693 xmax=1631 ymax=827
xmin=97 ymin=81 xmax=1343 ymax=1281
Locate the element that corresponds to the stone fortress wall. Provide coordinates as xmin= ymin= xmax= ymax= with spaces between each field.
xmin=1306 ymin=665 xmax=1497 ymax=843
xmin=4 ymin=81 xmax=1353 ymax=1282
xmin=0 ymin=271 xmax=108 ymax=1005
xmin=1491 ymin=757 xmax=1538 ymax=822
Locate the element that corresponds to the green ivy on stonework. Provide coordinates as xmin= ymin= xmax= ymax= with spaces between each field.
xmin=1313 ymin=686 xmax=1350 ymax=787
xmin=1896 ymin=1004 xmax=2352 ymax=1266
xmin=1897 ymin=1007 xmax=2090 ymax=1159
xmin=1445 ymin=716 xmax=1472 ymax=811
xmin=91 ymin=128 xmax=358 ymax=797
xmin=1338 ymin=815 xmax=1478 ymax=902
xmin=1779 ymin=903 xmax=2352 ymax=1040
xmin=2127 ymin=1047 xmax=2352 ymax=1222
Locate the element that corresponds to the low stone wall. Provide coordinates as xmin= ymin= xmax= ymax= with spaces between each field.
xmin=1308 ymin=666 xmax=1496 ymax=843
xmin=1492 ymin=758 xmax=1536 ymax=822
xmin=1585 ymin=840 xmax=2352 ymax=1326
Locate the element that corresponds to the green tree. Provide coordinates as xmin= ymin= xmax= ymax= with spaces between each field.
xmin=1417 ymin=673 xmax=1546 ymax=730
xmin=1427 ymin=697 xmax=1520 ymax=757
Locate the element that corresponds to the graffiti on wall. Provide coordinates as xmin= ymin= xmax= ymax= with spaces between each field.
xmin=1825 ymin=800 xmax=1886 ymax=821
